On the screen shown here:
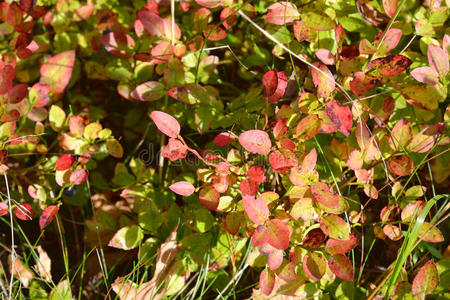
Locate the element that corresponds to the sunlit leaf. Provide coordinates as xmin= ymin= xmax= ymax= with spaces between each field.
xmin=243 ymin=196 xmax=270 ymax=225
xmin=40 ymin=50 xmax=75 ymax=95
xmin=151 ymin=111 xmax=181 ymax=138
xmin=412 ymin=260 xmax=439 ymax=298
xmin=239 ymin=130 xmax=271 ymax=155
xmin=320 ymin=214 xmax=350 ymax=240
xmin=39 ymin=205 xmax=59 ymax=229
xmin=265 ymin=2 xmax=299 ymax=25
xmin=328 ymin=254 xmax=354 ymax=281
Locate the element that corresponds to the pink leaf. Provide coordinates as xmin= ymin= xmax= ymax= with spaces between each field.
xmin=260 ymin=269 xmax=275 ymax=296
xmin=162 ymin=138 xmax=187 ymax=161
xmin=243 ymin=196 xmax=270 ymax=225
xmin=427 ymin=44 xmax=449 ymax=78
xmin=265 ymin=2 xmax=299 ymax=25
xmin=213 ymin=132 xmax=235 ymax=146
xmin=195 ymin=0 xmax=222 ymax=8
xmin=40 ymin=50 xmax=76 ymax=95
xmin=375 ymin=28 xmax=402 ymax=55
xmin=266 ymin=219 xmax=290 ymax=250
xmin=328 ymin=254 xmax=354 ymax=281
xmin=169 ymin=181 xmax=196 ymax=196
xmin=383 ymin=0 xmax=398 ymax=18
xmin=151 ymin=111 xmax=181 ymax=138
xmin=138 ymin=11 xmax=181 ymax=40
xmin=69 ymin=169 xmax=88 ymax=185
xmin=100 ymin=32 xmax=135 ymax=59
xmin=238 ymin=130 xmax=271 ymax=155
xmin=411 ymin=66 xmax=439 ymax=85
xmin=315 ymin=49 xmax=336 ymax=65
xmin=0 ymin=202 xmax=9 ymax=216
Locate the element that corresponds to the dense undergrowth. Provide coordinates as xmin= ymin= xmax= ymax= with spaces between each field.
xmin=0 ymin=0 xmax=449 ymax=299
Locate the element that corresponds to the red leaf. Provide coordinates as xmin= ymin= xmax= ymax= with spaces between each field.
xmin=151 ymin=111 xmax=181 ymax=138
xmin=269 ymin=150 xmax=298 ymax=174
xmin=243 ymin=196 xmax=269 ymax=225
xmin=14 ymin=203 xmax=33 ymax=221
xmin=259 ymin=269 xmax=275 ymax=296
xmin=325 ymin=99 xmax=353 ymax=136
xmin=39 ymin=205 xmax=59 ymax=229
xmin=247 ymin=166 xmax=266 ymax=183
xmin=0 ymin=202 xmax=9 ymax=216
xmin=412 ymin=260 xmax=439 ymax=298
xmin=40 ymin=50 xmax=76 ymax=95
xmin=428 ymin=44 xmax=449 ymax=78
xmin=204 ymin=25 xmax=227 ymax=41
xmin=350 ymin=72 xmax=378 ymax=96
xmin=263 ymin=70 xmax=287 ymax=103
xmin=252 ymin=225 xmax=269 ymax=247
xmin=238 ymin=130 xmax=272 ymax=155
xmin=311 ymin=182 xmax=339 ymax=209
xmin=69 ymin=169 xmax=88 ymax=185
xmin=162 ymin=138 xmax=187 ymax=161
xmin=325 ymin=234 xmax=358 ymax=255
xmin=311 ymin=62 xmax=335 ymax=98
xmin=55 ymin=154 xmax=75 ymax=171
xmin=214 ymin=132 xmax=235 ymax=146
xmin=366 ymin=54 xmax=412 ymax=77
xmin=73 ymin=4 xmax=94 ymax=21
xmin=335 ymin=24 xmax=346 ymax=47
xmin=273 ymin=119 xmax=288 ymax=139
xmin=152 ymin=41 xmax=174 ymax=64
xmin=169 ymin=181 xmax=195 ymax=196
xmin=7 ymin=84 xmax=28 ymax=104
xmin=265 ymin=2 xmax=299 ymax=25
xmin=328 ymin=254 xmax=354 ymax=281
xmin=240 ymin=179 xmax=258 ymax=196
xmin=199 ymin=186 xmax=219 ymax=211
xmin=303 ymin=252 xmax=327 ymax=281
xmin=340 ymin=44 xmax=360 ymax=60
xmin=266 ymin=219 xmax=290 ymax=250
xmin=302 ymin=228 xmax=326 ymax=249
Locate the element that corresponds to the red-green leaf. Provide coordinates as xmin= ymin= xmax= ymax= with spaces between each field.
xmin=408 ymin=123 xmax=444 ymax=153
xmin=300 ymin=8 xmax=334 ymax=31
xmin=29 ymin=83 xmax=50 ymax=107
xmin=243 ymin=196 xmax=270 ymax=225
xmin=195 ymin=0 xmax=221 ymax=8
xmin=252 ymin=225 xmax=269 ymax=247
xmin=383 ymin=0 xmax=398 ymax=18
xmin=303 ymin=252 xmax=327 ymax=281
xmin=295 ymin=114 xmax=321 ymax=140
xmin=401 ymin=85 xmax=440 ymax=111
xmin=266 ymin=219 xmax=290 ymax=250
xmin=69 ymin=169 xmax=88 ymax=185
xmin=366 ymin=54 xmax=412 ymax=77
xmin=325 ymin=99 xmax=353 ymax=136
xmin=138 ymin=11 xmax=181 ymax=40
xmin=412 ymin=260 xmax=439 ymax=298
xmin=14 ymin=203 xmax=33 ymax=221
xmin=350 ymin=72 xmax=378 ymax=96
xmin=311 ymin=62 xmax=335 ymax=98
xmin=325 ymin=234 xmax=358 ymax=255
xmin=225 ymin=212 xmax=242 ymax=235
xmin=55 ymin=154 xmax=75 ymax=171
xmin=240 ymin=179 xmax=258 ymax=196
xmin=427 ymin=44 xmax=449 ymax=78
xmin=169 ymin=181 xmax=196 ymax=196
xmin=40 ymin=50 xmax=76 ymax=95
xmin=328 ymin=254 xmax=354 ymax=281
xmin=151 ymin=111 xmax=181 ymax=138
xmin=39 ymin=205 xmax=59 ymax=229
xmin=388 ymin=155 xmax=414 ymax=176
xmin=418 ymin=222 xmax=444 ymax=243
xmin=199 ymin=186 xmax=219 ymax=211
xmin=106 ymin=139 xmax=124 ymax=158
xmin=131 ymin=81 xmax=165 ymax=102
xmin=259 ymin=268 xmax=275 ymax=296
xmin=265 ymin=2 xmax=299 ymax=25
xmin=311 ymin=182 xmax=339 ymax=210
xmin=376 ymin=28 xmax=402 ymax=55
xmin=320 ymin=214 xmax=350 ymax=240
xmin=100 ymin=32 xmax=135 ymax=59
xmin=389 ymin=118 xmax=413 ymax=151
xmin=239 ymin=130 xmax=271 ymax=155
xmin=401 ymin=201 xmax=425 ymax=222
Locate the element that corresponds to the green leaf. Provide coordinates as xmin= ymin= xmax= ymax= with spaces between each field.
xmin=108 ymin=225 xmax=144 ymax=250
xmin=300 ymin=9 xmax=334 ymax=31
xmin=49 ymin=105 xmax=66 ymax=131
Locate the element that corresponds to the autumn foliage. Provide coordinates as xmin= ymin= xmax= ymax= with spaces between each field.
xmin=0 ymin=0 xmax=449 ymax=299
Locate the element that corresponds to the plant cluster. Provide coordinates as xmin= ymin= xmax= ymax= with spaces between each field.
xmin=0 ymin=0 xmax=449 ymax=299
